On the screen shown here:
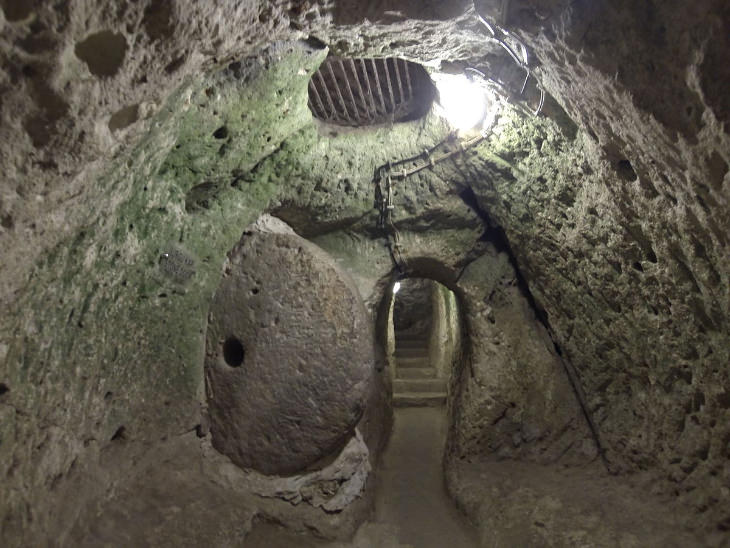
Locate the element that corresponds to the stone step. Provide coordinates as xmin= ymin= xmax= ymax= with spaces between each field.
xmin=394 ymin=346 xmax=429 ymax=358
xmin=396 ymin=356 xmax=431 ymax=368
xmin=393 ymin=378 xmax=446 ymax=393
xmin=396 ymin=367 xmax=436 ymax=379
xmin=393 ymin=392 xmax=447 ymax=407
xmin=395 ymin=338 xmax=429 ymax=349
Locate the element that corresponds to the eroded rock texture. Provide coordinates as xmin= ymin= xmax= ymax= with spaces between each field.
xmin=0 ymin=0 xmax=728 ymax=545
xmin=205 ymin=216 xmax=373 ymax=475
xmin=450 ymin=247 xmax=595 ymax=465
xmin=393 ymin=278 xmax=434 ymax=338
xmin=450 ymin=1 xmax=729 ymax=539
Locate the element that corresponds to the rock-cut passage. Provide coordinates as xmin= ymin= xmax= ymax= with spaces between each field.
xmin=371 ymin=407 xmax=478 ymax=547
xmin=391 ymin=278 xmax=456 ymax=407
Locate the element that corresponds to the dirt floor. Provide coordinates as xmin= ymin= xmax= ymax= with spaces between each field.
xmin=365 ymin=406 xmax=478 ymax=547
xmin=246 ymin=406 xmax=478 ymax=547
xmin=241 ymin=399 xmax=714 ymax=547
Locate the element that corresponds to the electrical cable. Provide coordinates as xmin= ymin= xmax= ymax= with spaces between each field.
xmin=473 ymin=6 xmax=545 ymax=115
xmin=374 ymin=132 xmax=487 ymax=274
xmin=374 ymin=4 xmax=547 ymax=273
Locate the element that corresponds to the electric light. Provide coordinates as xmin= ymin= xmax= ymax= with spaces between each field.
xmin=432 ymin=73 xmax=497 ymax=132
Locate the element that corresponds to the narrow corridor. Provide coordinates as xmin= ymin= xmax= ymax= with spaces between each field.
xmin=369 ymin=407 xmax=478 ymax=548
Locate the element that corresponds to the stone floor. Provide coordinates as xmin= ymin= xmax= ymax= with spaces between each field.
xmin=365 ymin=406 xmax=478 ymax=548
xmin=393 ymin=336 xmax=448 ymax=407
xmin=246 ymin=406 xmax=478 ymax=547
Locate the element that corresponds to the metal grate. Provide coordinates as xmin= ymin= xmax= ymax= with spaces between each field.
xmin=308 ymin=56 xmax=436 ymax=127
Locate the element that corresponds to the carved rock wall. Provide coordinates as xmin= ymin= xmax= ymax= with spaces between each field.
xmin=1 ymin=0 xmax=728 ymax=544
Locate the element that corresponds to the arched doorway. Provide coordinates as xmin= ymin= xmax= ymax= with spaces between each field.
xmin=387 ymin=277 xmax=463 ymax=407
xmin=373 ymin=276 xmax=478 ymax=547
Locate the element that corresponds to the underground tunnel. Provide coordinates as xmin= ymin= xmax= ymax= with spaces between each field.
xmin=0 ymin=0 xmax=729 ymax=546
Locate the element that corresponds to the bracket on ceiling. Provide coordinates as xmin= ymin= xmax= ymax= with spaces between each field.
xmin=472 ymin=1 xmax=545 ymax=116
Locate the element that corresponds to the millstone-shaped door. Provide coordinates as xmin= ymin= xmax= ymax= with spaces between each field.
xmin=204 ymin=216 xmax=373 ymax=475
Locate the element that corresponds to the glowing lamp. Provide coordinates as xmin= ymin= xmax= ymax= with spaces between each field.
xmin=432 ymin=73 xmax=496 ymax=132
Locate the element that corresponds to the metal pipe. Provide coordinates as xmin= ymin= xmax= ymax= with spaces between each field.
xmin=369 ymin=58 xmax=388 ymax=115
xmin=315 ymin=70 xmax=338 ymax=120
xmin=338 ymin=58 xmax=362 ymax=122
xmin=308 ymin=79 xmax=328 ymax=121
xmin=477 ymin=13 xmax=523 ymax=67
xmin=325 ymin=61 xmax=353 ymax=120
xmin=535 ymin=85 xmax=545 ymax=115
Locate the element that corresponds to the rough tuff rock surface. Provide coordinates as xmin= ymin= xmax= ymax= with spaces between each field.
xmin=1 ymin=0 xmax=728 ymax=545
xmin=206 ymin=216 xmax=373 ymax=475
xmin=449 ymin=246 xmax=595 ymax=465
xmin=251 ymin=428 xmax=372 ymax=512
xmin=443 ymin=1 xmax=729 ymax=538
xmin=447 ymin=459 xmax=703 ymax=548
xmin=393 ymin=278 xmax=434 ymax=336
xmin=69 ymin=429 xmax=374 ymax=546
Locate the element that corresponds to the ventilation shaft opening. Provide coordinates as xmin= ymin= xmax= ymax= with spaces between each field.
xmin=307 ymin=56 xmax=436 ymax=127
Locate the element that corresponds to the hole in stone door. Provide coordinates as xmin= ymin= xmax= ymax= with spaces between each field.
xmin=222 ymin=336 xmax=245 ymax=367
xmin=386 ymin=278 xmax=462 ymax=408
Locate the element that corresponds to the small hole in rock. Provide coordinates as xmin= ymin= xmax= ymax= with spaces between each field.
xmin=223 ymin=336 xmax=245 ymax=367
xmin=164 ymin=56 xmax=185 ymax=74
xmin=111 ymin=426 xmax=127 ymax=441
xmin=716 ymin=391 xmax=730 ymax=409
xmin=109 ymin=104 xmax=139 ymax=132
xmin=213 ymin=126 xmax=228 ymax=139
xmin=616 ymin=159 xmax=638 ymax=182
xmin=0 ymin=383 xmax=9 ymax=396
xmin=143 ymin=0 xmax=175 ymax=41
xmin=1 ymin=2 xmax=32 ymax=20
xmin=104 ymin=391 xmax=113 ymax=400
xmin=75 ymin=30 xmax=128 ymax=78
xmin=632 ymin=262 xmax=644 ymax=272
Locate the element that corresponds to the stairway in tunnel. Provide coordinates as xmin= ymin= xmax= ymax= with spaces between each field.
xmin=393 ymin=335 xmax=447 ymax=407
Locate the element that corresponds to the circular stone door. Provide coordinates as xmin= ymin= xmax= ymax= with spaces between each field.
xmin=204 ymin=216 xmax=373 ymax=475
